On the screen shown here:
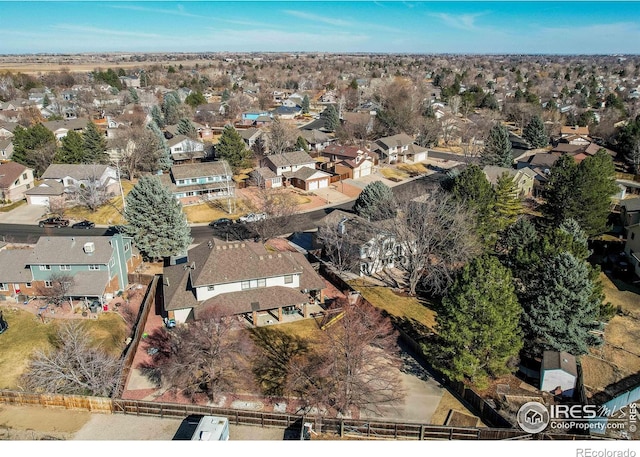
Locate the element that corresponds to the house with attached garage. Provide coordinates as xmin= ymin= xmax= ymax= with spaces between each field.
xmin=0 ymin=161 xmax=34 ymax=202
xmin=158 ymin=161 xmax=235 ymax=205
xmin=261 ymin=150 xmax=330 ymax=191
xmin=371 ymin=132 xmax=429 ymax=164
xmin=167 ymin=135 xmax=207 ymax=164
xmin=162 ymin=239 xmax=326 ymax=326
xmin=0 ymin=234 xmax=140 ymax=304
xmin=320 ymin=144 xmax=375 ymax=180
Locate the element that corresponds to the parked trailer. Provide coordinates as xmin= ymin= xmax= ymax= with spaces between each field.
xmin=191 ymin=415 xmax=230 ymax=441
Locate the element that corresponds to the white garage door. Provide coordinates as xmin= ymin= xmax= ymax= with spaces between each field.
xmin=28 ymin=196 xmax=50 ymax=206
xmin=318 ymin=179 xmax=329 ymax=188
xmin=308 ymin=180 xmax=318 ymax=190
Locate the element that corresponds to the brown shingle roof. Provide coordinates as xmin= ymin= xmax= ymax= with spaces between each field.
xmin=0 ymin=161 xmax=28 ymax=189
xmin=194 ymin=286 xmax=309 ymax=318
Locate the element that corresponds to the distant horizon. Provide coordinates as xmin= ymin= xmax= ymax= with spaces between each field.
xmin=1 ymin=1 xmax=640 ymax=55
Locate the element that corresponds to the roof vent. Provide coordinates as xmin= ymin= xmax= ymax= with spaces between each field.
xmin=83 ymin=242 xmax=95 ymax=254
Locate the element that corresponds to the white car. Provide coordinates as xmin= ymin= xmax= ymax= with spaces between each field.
xmin=239 ymin=212 xmax=267 ymax=223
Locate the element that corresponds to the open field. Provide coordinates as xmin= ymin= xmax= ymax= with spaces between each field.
xmin=0 ymin=58 xmax=219 ymax=75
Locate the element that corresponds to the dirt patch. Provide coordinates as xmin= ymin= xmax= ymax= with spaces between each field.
xmin=0 ymin=404 xmax=91 ymax=440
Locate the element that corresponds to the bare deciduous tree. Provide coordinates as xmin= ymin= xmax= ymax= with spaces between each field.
xmin=35 ymin=272 xmax=75 ymax=310
xmin=251 ymin=187 xmax=298 ymax=241
xmin=378 ymin=190 xmax=482 ymax=296
xmin=74 ymin=165 xmax=112 ymax=211
xmin=286 ymin=298 xmax=405 ymax=416
xmin=316 ymin=220 xmax=364 ymax=274
xmin=19 ymin=320 xmax=122 ymax=396
xmin=266 ymin=116 xmax=298 ymax=155
xmin=141 ymin=309 xmax=255 ymax=402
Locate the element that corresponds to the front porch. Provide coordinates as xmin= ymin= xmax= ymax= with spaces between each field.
xmin=247 ymin=301 xmax=328 ymax=327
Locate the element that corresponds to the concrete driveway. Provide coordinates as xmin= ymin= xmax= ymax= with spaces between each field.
xmin=0 ymin=203 xmax=47 ymax=224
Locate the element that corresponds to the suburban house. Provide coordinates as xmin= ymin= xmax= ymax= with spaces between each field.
xmin=0 ymin=122 xmax=18 ymax=139
xmin=167 ymin=135 xmax=207 ymax=163
xmin=621 ymin=198 xmax=640 ymax=227
xmin=624 ymin=223 xmax=640 ymax=278
xmin=540 ymin=351 xmax=578 ymax=398
xmin=250 ymin=167 xmax=283 ymax=189
xmin=297 ymin=128 xmax=332 ymax=153
xmin=0 ymin=139 xmax=14 ymax=161
xmin=241 ymin=110 xmax=272 ymax=126
xmin=0 ymin=162 xmax=34 ymax=202
xmin=482 ymin=165 xmax=535 ymax=198
xmin=42 ymin=118 xmax=90 ymax=140
xmin=0 ymin=234 xmax=139 ymax=304
xmin=158 ymin=161 xmax=235 ymax=205
xmin=371 ymin=133 xmax=429 ymax=164
xmin=262 ymin=151 xmax=331 ymax=191
xmin=316 ymin=210 xmax=405 ymax=277
xmin=239 ymin=127 xmax=264 ymax=150
xmin=162 ymin=239 xmax=326 ymax=326
xmin=320 ymin=144 xmax=375 ymax=180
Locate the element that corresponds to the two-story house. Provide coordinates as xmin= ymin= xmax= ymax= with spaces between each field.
xmin=26 ymin=164 xmax=118 ymax=206
xmin=158 ymin=161 xmax=235 ymax=205
xmin=483 ymin=165 xmax=536 ymax=198
xmin=167 ymin=135 xmax=206 ymax=163
xmin=371 ymin=133 xmax=429 ymax=164
xmin=162 ymin=239 xmax=326 ymax=326
xmin=0 ymin=162 xmax=34 ymax=202
xmin=320 ymin=144 xmax=374 ymax=180
xmin=0 ymin=234 xmax=139 ymax=303
xmin=261 ymin=151 xmax=330 ymax=191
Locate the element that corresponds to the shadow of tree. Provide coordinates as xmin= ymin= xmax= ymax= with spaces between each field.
xmin=250 ymin=327 xmax=312 ymax=397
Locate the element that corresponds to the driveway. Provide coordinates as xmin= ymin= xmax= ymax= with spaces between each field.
xmin=0 ymin=204 xmax=46 ymax=224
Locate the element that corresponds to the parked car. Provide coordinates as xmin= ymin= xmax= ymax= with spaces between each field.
xmin=71 ymin=220 xmax=96 ymax=229
xmin=38 ymin=217 xmax=70 ymax=228
xmin=209 ymin=218 xmax=233 ymax=228
xmin=238 ymin=212 xmax=267 ymax=223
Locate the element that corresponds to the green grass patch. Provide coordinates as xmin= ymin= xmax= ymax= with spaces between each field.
xmin=0 ymin=307 xmax=128 ymax=389
xmin=0 ymin=200 xmax=26 ymax=212
xmin=349 ymin=279 xmax=438 ymax=332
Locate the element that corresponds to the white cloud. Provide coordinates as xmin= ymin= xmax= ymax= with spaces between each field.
xmin=431 ymin=12 xmax=484 ymax=31
xmin=283 ymin=10 xmax=353 ymax=27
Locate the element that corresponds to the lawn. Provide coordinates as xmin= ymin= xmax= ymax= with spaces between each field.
xmin=397 ymin=163 xmax=428 ymax=177
xmin=380 ymin=167 xmax=408 ymax=181
xmin=63 ymin=180 xmax=135 ymax=226
xmin=0 ymin=307 xmax=129 ymax=389
xmin=348 ymin=278 xmax=438 ymax=332
xmin=0 ymin=200 xmax=26 ymax=213
xmin=182 ymin=198 xmax=253 ymax=224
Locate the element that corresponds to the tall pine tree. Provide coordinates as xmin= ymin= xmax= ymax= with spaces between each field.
xmin=151 ymin=105 xmax=164 ymax=128
xmin=148 ymin=121 xmax=172 ymax=171
xmin=82 ymin=121 xmax=108 ymax=164
xmin=177 ymin=117 xmax=197 ymax=139
xmin=494 ymin=172 xmax=523 ymax=232
xmin=523 ymin=115 xmax=548 ymax=149
xmin=481 ymin=124 xmax=513 ymax=167
xmin=215 ymin=125 xmax=252 ymax=170
xmin=124 ymin=175 xmax=192 ymax=261
xmin=55 ymin=130 xmax=84 ymax=164
xmin=432 ymin=255 xmax=523 ymax=387
xmin=320 ymin=105 xmax=340 ymax=131
xmin=353 ymin=181 xmax=397 ymax=221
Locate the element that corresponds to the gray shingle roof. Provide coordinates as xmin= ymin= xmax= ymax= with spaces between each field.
xmin=41 ymin=164 xmax=111 ymax=181
xmin=28 ymin=236 xmax=115 ymax=265
xmin=542 ymin=350 xmax=577 ymax=377
xmin=0 ymin=248 xmax=34 ymax=283
xmin=264 ymin=151 xmax=315 ymax=169
xmin=25 ymin=179 xmax=64 ymax=196
xmin=622 ymin=197 xmax=640 ymax=213
xmin=170 ymin=161 xmax=231 ymax=181
xmin=67 ymin=271 xmax=110 ymax=297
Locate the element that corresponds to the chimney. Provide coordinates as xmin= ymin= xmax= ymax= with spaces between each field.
xmin=83 ymin=242 xmax=95 ymax=254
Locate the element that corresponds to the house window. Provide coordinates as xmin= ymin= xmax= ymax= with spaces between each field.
xmin=26 ymin=282 xmax=32 ymax=288
xmin=257 ymin=278 xmax=266 ymax=288
xmin=59 ymin=265 xmax=71 ymax=271
xmin=191 ymin=178 xmax=198 ymax=184
xmin=44 ymin=281 xmax=53 ymax=288
xmin=22 ymin=173 xmax=27 ymax=180
xmin=284 ymin=275 xmax=293 ymax=284
xmin=207 ymin=285 xmax=215 ymax=291
xmin=124 ymin=243 xmax=130 ymax=252
xmin=0 ymin=283 xmax=7 ymax=291
xmin=177 ymin=179 xmax=185 ymax=185
xmin=39 ymin=265 xmax=51 ymax=271
xmin=88 ymin=265 xmax=100 ymax=270
xmin=241 ymin=280 xmax=250 ymax=290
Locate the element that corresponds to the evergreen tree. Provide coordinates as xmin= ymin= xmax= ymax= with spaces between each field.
xmin=221 ymin=89 xmax=231 ymax=103
xmin=215 ymin=125 xmax=252 ymax=170
xmin=82 ymin=121 xmax=108 ymax=163
xmin=124 ymin=175 xmax=192 ymax=261
xmin=542 ymin=153 xmax=579 ymax=227
xmin=301 ymin=94 xmax=310 ymax=114
xmin=521 ymin=252 xmax=603 ymax=357
xmin=295 ymin=136 xmax=309 ymax=152
xmin=451 ymin=164 xmax=496 ymax=246
xmin=162 ymin=92 xmax=181 ymax=125
xmin=493 ymin=172 xmax=523 ymax=232
xmin=55 ymin=130 xmax=84 ymax=163
xmin=432 ymin=255 xmax=523 ymax=387
xmin=481 ymin=124 xmax=513 ymax=167
xmin=11 ymin=123 xmax=57 ymax=171
xmin=128 ymin=87 xmax=139 ymax=104
xmin=149 ymin=121 xmax=172 ymax=171
xmin=523 ymin=115 xmax=548 ymax=149
xmin=185 ymin=91 xmax=207 ymax=108
xmin=177 ymin=118 xmax=197 ymax=139
xmin=151 ymin=105 xmax=164 ymax=128
xmin=320 ymin=105 xmax=340 ymax=131
xmin=353 ymin=181 xmax=397 ymax=221
xmin=573 ymin=150 xmax=618 ymax=236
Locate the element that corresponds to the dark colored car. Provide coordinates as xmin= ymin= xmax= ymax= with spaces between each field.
xmin=72 ymin=220 xmax=96 ymax=229
xmin=39 ymin=217 xmax=70 ymax=228
xmin=209 ymin=218 xmax=233 ymax=228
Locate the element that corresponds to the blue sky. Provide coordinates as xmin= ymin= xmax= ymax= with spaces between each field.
xmin=1 ymin=1 xmax=639 ymax=54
